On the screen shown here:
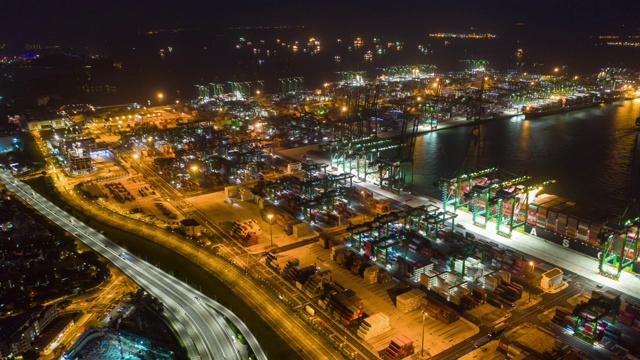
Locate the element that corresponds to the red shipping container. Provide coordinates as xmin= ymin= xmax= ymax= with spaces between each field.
xmin=625 ymin=304 xmax=640 ymax=317
xmin=619 ymin=310 xmax=636 ymax=321
xmin=618 ymin=315 xmax=633 ymax=326
xmin=514 ymin=259 xmax=528 ymax=269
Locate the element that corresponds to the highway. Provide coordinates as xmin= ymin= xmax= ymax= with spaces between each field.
xmin=126 ymin=155 xmax=363 ymax=359
xmin=0 ymin=171 xmax=265 ymax=360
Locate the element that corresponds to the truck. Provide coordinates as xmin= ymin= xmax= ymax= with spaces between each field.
xmin=488 ymin=322 xmax=507 ymax=337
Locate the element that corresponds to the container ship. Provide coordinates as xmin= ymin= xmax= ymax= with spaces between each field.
xmin=521 ymin=93 xmax=598 ymax=119
xmin=521 ymin=193 xmax=639 ymax=272
xmin=442 ymin=170 xmax=639 ymax=273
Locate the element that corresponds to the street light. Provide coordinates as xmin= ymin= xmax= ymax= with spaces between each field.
xmin=267 ymin=214 xmax=274 ymax=248
xmin=529 ymin=261 xmax=535 ymax=303
xmin=421 ymin=312 xmax=426 ymax=356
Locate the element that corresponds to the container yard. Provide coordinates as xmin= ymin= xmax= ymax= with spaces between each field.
xmin=439 ymin=168 xmax=640 ymax=279
xmin=549 ymin=290 xmax=640 ymax=356
xmin=274 ymin=240 xmax=480 ymax=356
xmin=383 ymin=335 xmax=414 ymax=359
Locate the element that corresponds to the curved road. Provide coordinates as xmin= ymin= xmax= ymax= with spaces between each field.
xmin=0 ymin=171 xmax=265 ymax=360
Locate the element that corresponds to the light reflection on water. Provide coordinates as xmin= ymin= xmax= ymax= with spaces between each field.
xmin=412 ymin=100 xmax=640 ymax=214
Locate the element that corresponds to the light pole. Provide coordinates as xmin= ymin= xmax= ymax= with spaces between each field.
xmin=268 ymin=214 xmax=273 ymax=248
xmin=529 ymin=261 xmax=535 ymax=303
xmin=421 ymin=312 xmax=426 ymax=356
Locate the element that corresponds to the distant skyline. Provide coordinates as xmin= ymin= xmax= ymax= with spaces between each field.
xmin=2 ymin=0 xmax=640 ymax=49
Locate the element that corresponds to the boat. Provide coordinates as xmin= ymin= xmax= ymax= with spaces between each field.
xmin=601 ymin=89 xmax=625 ymax=104
xmin=521 ymin=93 xmax=598 ymax=119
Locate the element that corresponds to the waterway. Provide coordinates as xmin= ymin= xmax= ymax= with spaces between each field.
xmin=411 ymin=100 xmax=640 ymax=215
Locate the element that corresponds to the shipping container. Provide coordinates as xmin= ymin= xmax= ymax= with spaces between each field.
xmin=546 ymin=201 xmax=576 ymax=232
xmin=537 ymin=198 xmax=568 ymax=225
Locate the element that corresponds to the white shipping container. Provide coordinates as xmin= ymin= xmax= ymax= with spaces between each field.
xmin=305 ymin=305 xmax=315 ymax=316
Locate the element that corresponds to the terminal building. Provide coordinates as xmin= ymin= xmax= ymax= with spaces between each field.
xmin=19 ymin=108 xmax=70 ymax=131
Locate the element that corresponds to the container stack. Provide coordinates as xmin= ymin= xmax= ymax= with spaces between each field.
xmin=449 ymin=287 xmax=469 ymax=306
xmin=495 ymin=269 xmax=512 ymax=284
xmin=484 ymin=274 xmax=500 ymax=291
xmin=294 ymin=265 xmax=317 ymax=289
xmin=396 ymin=288 xmax=425 ymax=313
xmin=623 ymin=304 xmax=640 ymax=331
xmin=378 ymin=270 xmax=393 ymax=284
xmin=327 ymin=290 xmax=364 ymax=325
xmin=282 ymin=258 xmax=299 ymax=281
xmin=424 ymin=296 xmax=459 ymax=325
xmin=408 ymin=238 xmax=421 ymax=255
xmin=384 ymin=335 xmax=414 ymax=359
xmin=265 ymin=252 xmax=279 ymax=270
xmin=302 ymin=270 xmax=332 ymax=298
xmin=552 ymin=308 xmax=572 ymax=327
xmin=618 ymin=307 xmax=635 ymax=326
xmin=363 ymin=266 xmax=380 ymax=284
xmin=471 ymin=288 xmax=487 ymax=304
xmin=285 ymin=264 xmax=301 ymax=284
xmin=410 ymin=262 xmax=434 ymax=283
xmin=330 ymin=245 xmax=347 ymax=261
xmin=351 ymin=256 xmax=369 ymax=277
xmin=357 ymin=313 xmax=391 ymax=341
xmin=420 ymin=270 xmax=440 ymax=290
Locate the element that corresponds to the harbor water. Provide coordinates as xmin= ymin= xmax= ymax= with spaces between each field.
xmin=411 ymin=100 xmax=640 ymax=215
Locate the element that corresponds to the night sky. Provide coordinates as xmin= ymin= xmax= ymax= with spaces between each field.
xmin=2 ymin=0 xmax=640 ymax=49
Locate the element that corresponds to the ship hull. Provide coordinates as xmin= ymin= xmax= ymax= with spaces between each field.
xmin=524 ymin=224 xmax=602 ymax=259
xmin=523 ymin=102 xmax=600 ymax=119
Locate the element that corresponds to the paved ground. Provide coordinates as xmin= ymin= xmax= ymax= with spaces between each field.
xmin=185 ymin=190 xmax=312 ymax=252
xmin=276 ymin=242 xmax=480 ymax=356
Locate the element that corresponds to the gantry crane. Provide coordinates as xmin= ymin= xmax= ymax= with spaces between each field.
xmin=195 ymin=84 xmax=210 ymax=99
xmin=209 ymin=83 xmax=225 ymax=97
xmin=376 ymin=113 xmax=419 ymax=193
xmin=440 ymin=167 xmax=499 ymax=213
xmin=598 ymin=200 xmax=640 ymax=280
xmin=470 ymin=175 xmax=531 ymax=228
xmin=495 ymin=180 xmax=556 ymax=237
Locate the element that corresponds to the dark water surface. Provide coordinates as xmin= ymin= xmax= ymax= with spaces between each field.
xmin=412 ymin=100 xmax=640 ymax=215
